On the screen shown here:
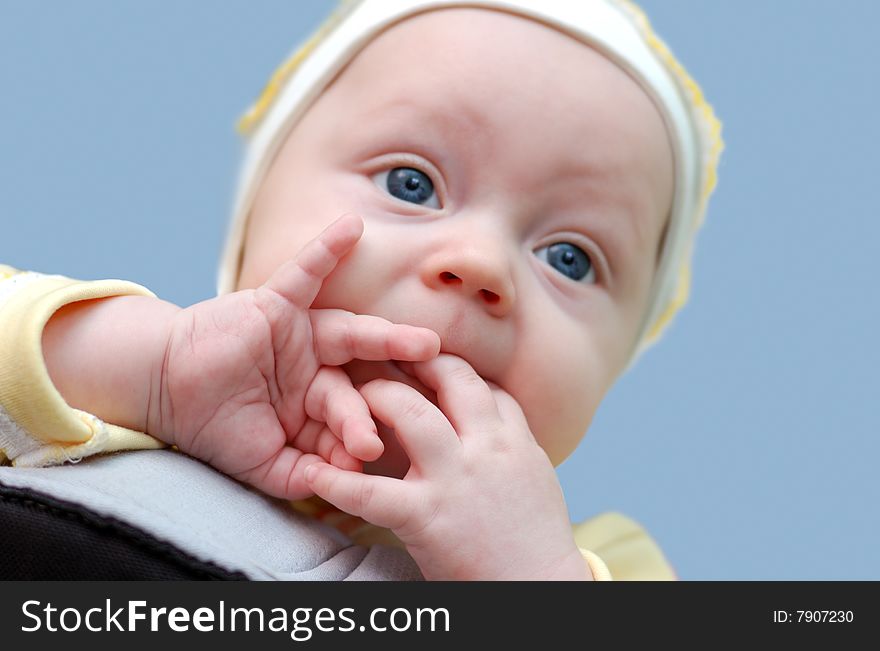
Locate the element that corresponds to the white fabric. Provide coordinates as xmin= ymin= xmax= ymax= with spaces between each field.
xmin=0 ymin=404 xmax=112 ymax=467
xmin=0 ymin=403 xmax=43 ymax=463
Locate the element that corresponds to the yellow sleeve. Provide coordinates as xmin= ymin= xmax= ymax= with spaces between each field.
xmin=573 ymin=511 xmax=677 ymax=580
xmin=0 ymin=266 xmax=166 ymax=467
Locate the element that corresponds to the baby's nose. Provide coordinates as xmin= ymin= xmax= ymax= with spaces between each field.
xmin=421 ymin=247 xmax=516 ymax=317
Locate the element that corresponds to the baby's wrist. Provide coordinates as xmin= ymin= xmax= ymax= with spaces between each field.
xmin=517 ymin=545 xmax=608 ymax=580
xmin=43 ymin=295 xmax=181 ymax=440
xmin=540 ymin=546 xmax=601 ymax=581
xmin=143 ymin=301 xmax=185 ymax=445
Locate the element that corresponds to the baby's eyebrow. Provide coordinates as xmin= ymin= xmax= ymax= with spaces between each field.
xmin=362 ymin=94 xmax=491 ymax=142
xmin=532 ymin=162 xmax=653 ymax=268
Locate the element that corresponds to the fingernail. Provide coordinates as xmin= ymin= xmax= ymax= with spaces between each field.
xmin=305 ymin=465 xmax=318 ymax=483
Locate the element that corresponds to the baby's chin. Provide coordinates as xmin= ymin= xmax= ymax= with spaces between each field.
xmin=341 ymin=359 xmax=439 ymax=479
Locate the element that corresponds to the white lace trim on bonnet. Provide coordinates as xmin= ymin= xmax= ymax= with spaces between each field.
xmin=218 ymin=0 xmax=724 ymax=372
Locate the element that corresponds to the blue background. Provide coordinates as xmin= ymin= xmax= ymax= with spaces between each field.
xmin=1 ymin=1 xmax=876 ymax=579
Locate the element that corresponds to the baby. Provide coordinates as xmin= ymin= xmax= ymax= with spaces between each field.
xmin=0 ymin=0 xmax=722 ymax=580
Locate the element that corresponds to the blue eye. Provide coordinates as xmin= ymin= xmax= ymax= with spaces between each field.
xmin=535 ymin=242 xmax=596 ymax=283
xmin=374 ymin=167 xmax=440 ymax=208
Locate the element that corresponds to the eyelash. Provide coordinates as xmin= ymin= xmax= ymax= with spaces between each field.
xmin=369 ymin=154 xmax=446 ymax=210
xmin=534 ymin=236 xmax=604 ymax=286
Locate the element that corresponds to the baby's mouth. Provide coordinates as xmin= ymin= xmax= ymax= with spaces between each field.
xmin=341 ymin=358 xmax=440 ymax=479
xmin=342 ymin=359 xmax=438 ymax=406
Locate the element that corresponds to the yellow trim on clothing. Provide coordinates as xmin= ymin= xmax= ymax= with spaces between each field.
xmin=614 ymin=0 xmax=725 ymax=345
xmin=573 ymin=511 xmax=676 ymax=580
xmin=579 ymin=547 xmax=613 ymax=581
xmin=237 ymin=3 xmax=353 ymax=135
xmin=0 ymin=268 xmax=166 ymax=465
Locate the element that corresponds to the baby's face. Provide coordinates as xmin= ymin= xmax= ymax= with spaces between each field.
xmin=237 ymin=8 xmax=673 ymax=476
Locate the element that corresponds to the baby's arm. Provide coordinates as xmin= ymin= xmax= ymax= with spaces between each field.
xmin=5 ymin=216 xmax=441 ymax=500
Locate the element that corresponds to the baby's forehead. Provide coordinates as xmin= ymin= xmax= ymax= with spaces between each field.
xmin=341 ymin=8 xmax=635 ymax=110
xmin=334 ymin=8 xmax=670 ymax=173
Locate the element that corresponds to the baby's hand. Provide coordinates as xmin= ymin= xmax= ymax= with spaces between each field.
xmin=149 ymin=214 xmax=440 ymax=500
xmin=304 ymin=355 xmax=591 ymax=580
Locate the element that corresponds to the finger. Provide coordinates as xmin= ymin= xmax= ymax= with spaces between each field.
xmin=311 ymin=309 xmax=440 ymax=365
xmin=305 ymin=462 xmax=413 ymax=531
xmin=322 ymin=428 xmax=364 ymax=471
xmin=238 ymin=448 xmax=327 ymax=501
xmin=489 ymin=384 xmax=535 ymax=443
xmin=359 ymin=378 xmax=459 ymax=475
xmin=285 ymin=416 xmax=362 ymax=471
xmin=305 ymin=366 xmax=384 ymax=462
xmin=397 ymin=354 xmax=501 ymax=437
xmin=262 ymin=213 xmax=364 ymax=308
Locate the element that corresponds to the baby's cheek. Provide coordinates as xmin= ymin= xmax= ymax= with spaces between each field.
xmin=506 ymin=340 xmax=602 ymax=465
xmin=310 ymin=242 xmax=381 ymax=312
xmin=537 ymin=375 xmax=599 ymax=466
